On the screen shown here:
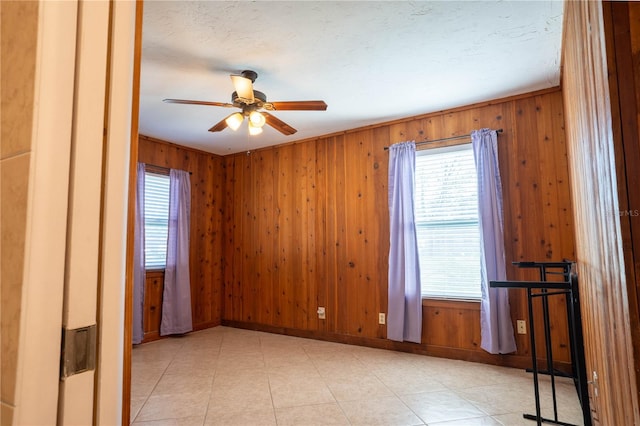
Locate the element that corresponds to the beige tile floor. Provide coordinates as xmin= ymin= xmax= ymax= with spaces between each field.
xmin=131 ymin=326 xmax=585 ymax=426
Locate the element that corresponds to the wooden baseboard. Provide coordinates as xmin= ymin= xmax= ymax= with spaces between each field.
xmin=141 ymin=331 xmax=160 ymax=344
xmin=139 ymin=320 xmax=221 ymax=344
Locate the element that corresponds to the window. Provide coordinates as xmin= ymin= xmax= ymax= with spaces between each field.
xmin=144 ymin=171 xmax=170 ymax=269
xmin=415 ymin=143 xmax=481 ymax=299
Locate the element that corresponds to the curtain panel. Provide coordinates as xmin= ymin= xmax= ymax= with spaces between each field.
xmin=161 ymin=169 xmax=193 ymax=335
xmin=471 ymin=128 xmax=517 ymax=354
xmin=387 ymin=141 xmax=422 ymax=343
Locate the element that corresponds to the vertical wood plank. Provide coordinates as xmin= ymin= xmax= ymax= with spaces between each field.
xmin=222 ymin=156 xmax=235 ymax=321
xmin=563 ymin=1 xmax=640 ymax=423
xmin=372 ymin=126 xmax=390 ymax=338
xmin=315 ymin=139 xmax=329 ymax=332
xmin=605 ymin=0 xmax=640 ymax=410
xmin=333 ymin=135 xmax=349 ymax=334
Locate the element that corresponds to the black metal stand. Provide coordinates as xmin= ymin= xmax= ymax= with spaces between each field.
xmin=490 ymin=261 xmax=591 ymax=426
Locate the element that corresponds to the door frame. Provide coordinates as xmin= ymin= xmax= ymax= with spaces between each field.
xmin=121 ymin=1 xmax=144 ymax=424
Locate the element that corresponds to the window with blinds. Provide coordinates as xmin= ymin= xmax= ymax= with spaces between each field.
xmin=144 ymin=171 xmax=170 ymax=269
xmin=415 ymin=143 xmax=481 ymax=299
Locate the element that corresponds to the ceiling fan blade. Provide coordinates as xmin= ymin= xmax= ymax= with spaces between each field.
xmin=263 ymin=112 xmax=297 ymax=135
xmin=269 ymin=100 xmax=327 ymax=111
xmin=230 ymin=75 xmax=254 ymax=103
xmin=208 ymin=116 xmax=230 ymax=132
xmin=164 ymin=98 xmax=234 ymax=108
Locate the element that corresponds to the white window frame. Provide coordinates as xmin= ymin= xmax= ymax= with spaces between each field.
xmin=415 ymin=143 xmax=482 ymax=300
xmin=144 ymin=170 xmax=170 ymax=270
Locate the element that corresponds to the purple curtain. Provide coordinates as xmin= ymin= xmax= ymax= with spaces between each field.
xmin=472 ymin=129 xmax=516 ymax=354
xmin=387 ymin=141 xmax=422 ymax=343
xmin=161 ymin=169 xmax=193 ymax=335
xmin=132 ymin=163 xmax=145 ymax=344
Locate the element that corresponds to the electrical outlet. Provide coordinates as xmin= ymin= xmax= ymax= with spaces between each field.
xmin=379 ymin=313 xmax=386 ymax=325
xmin=317 ymin=307 xmax=326 ymax=320
xmin=517 ymin=320 xmax=526 ymax=334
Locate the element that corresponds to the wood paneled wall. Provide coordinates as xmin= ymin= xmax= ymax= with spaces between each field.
xmin=138 ymin=135 xmax=225 ymax=332
xmin=604 ymin=0 xmax=640 ymax=414
xmin=562 ymin=1 xmax=640 ymax=424
xmin=142 ymin=271 xmax=164 ymax=341
xmin=222 ymin=87 xmax=577 ymax=370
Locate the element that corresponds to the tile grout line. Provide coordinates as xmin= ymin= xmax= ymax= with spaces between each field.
xmin=305 ymin=344 xmax=354 ymax=425
xmin=130 ymin=337 xmax=192 ymax=424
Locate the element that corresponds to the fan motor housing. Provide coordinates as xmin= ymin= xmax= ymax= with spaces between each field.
xmin=232 ymin=90 xmax=267 ymax=108
xmin=240 ymin=70 xmax=258 ymax=82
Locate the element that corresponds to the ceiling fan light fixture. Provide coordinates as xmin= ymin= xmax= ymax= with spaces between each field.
xmin=249 ymin=111 xmax=266 ymax=128
xmin=230 ymin=74 xmax=255 ymax=103
xmin=166 ymin=70 xmax=325 ymax=137
xmin=225 ymin=112 xmax=244 ymax=131
xmin=248 ymin=121 xmax=263 ymax=135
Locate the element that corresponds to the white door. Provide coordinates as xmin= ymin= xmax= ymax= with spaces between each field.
xmin=11 ymin=1 xmax=136 ymax=424
xmin=59 ymin=0 xmax=137 ymax=424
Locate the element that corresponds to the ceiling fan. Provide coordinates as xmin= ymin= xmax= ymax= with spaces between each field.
xmin=163 ymin=70 xmax=327 ymax=136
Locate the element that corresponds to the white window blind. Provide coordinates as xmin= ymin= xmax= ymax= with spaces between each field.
xmin=415 ymin=144 xmax=482 ymax=299
xmin=144 ymin=171 xmax=170 ymax=269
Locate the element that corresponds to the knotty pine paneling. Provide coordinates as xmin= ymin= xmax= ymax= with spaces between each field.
xmin=138 ymin=135 xmax=224 ymax=330
xmin=604 ymin=0 xmax=640 ymax=415
xmin=142 ymin=270 xmax=164 ymax=342
xmin=222 ymin=87 xmax=576 ymax=370
xmin=563 ymin=1 xmax=640 ymax=424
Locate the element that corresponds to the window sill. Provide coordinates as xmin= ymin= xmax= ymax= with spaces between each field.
xmin=422 ymin=297 xmax=481 ymax=310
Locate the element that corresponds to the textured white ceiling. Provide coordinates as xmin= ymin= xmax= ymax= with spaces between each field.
xmin=139 ymin=1 xmax=564 ymax=155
